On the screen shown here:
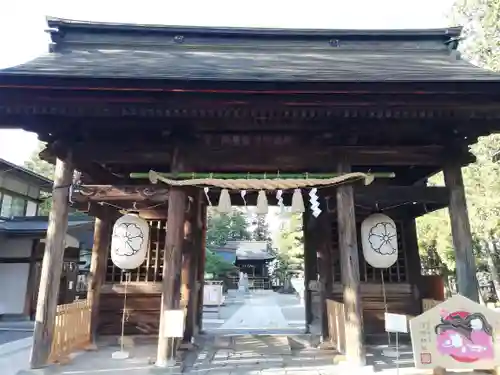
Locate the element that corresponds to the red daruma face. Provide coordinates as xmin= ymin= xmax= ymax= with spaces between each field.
xmin=435 ymin=311 xmax=494 ymax=363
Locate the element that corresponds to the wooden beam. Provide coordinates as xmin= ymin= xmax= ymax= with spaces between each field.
xmin=40 ymin=144 xmax=124 ymax=184
xmin=443 ymin=163 xmax=479 ymax=302
xmin=30 ymin=156 xmax=74 ymax=369
xmin=336 ymin=161 xmax=365 ymax=366
xmin=87 ymin=216 xmax=113 ymax=343
xmin=73 ymin=185 xmax=169 ymax=202
xmin=72 ymin=185 xmax=449 ymax=207
xmin=70 ymin=143 xmax=470 ymax=168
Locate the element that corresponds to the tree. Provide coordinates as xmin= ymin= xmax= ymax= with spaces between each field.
xmin=271 ymin=212 xmax=304 ymax=288
xmin=24 ymin=141 xmax=55 ymax=180
xmin=252 ymin=214 xmax=271 ymax=242
xmin=452 ymin=0 xmax=500 ymax=71
xmin=414 ymin=2 xmax=500 ymax=300
xmin=204 ymin=208 xmax=251 ymax=276
xmin=204 ymin=250 xmax=237 ymax=277
xmin=205 ymin=208 xmax=251 ymax=250
xmin=24 ymin=141 xmax=55 ymax=215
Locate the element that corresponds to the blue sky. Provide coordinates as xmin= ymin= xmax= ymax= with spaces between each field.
xmin=0 ymin=0 xmax=456 ymax=165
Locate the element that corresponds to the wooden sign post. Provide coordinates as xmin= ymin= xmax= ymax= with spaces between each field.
xmin=410 ymin=295 xmax=500 ymax=374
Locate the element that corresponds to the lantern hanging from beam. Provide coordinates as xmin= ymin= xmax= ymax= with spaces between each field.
xmin=111 ymin=213 xmax=150 ymax=270
xmin=361 ymin=213 xmax=398 ymax=269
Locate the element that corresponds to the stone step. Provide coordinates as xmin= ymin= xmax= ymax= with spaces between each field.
xmin=232 ymin=335 xmax=291 ymax=356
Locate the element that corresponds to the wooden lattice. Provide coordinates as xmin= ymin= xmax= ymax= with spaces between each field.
xmin=105 ymin=219 xmax=167 ymax=283
xmin=330 ymin=219 xmax=407 ymax=283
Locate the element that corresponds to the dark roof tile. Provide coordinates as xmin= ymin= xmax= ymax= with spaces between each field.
xmin=2 ymin=18 xmax=499 ymax=82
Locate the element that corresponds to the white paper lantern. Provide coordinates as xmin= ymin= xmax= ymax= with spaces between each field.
xmin=111 ymin=214 xmax=150 ymax=270
xmin=361 ymin=213 xmax=398 ymax=269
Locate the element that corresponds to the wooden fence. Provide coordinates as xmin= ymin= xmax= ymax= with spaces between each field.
xmin=49 ymin=299 xmax=92 ymax=363
xmin=326 ymin=297 xmax=441 ymax=355
xmin=326 ymin=299 xmax=346 ymax=354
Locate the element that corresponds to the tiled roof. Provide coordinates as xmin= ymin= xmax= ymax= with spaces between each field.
xmin=0 ymin=215 xmax=93 ymax=235
xmin=2 ymin=18 xmax=499 ymax=82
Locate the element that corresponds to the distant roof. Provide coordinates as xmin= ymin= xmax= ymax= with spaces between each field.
xmin=0 ymin=214 xmax=93 ymax=236
xmin=0 ymin=158 xmax=52 ymax=191
xmin=1 ymin=17 xmax=499 ymax=82
xmin=217 ymin=240 xmax=274 ymax=261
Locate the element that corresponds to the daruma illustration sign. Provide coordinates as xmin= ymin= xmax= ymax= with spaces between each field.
xmin=410 ymin=295 xmax=500 ymax=371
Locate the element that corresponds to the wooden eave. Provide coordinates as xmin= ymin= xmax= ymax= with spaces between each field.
xmin=1 ymin=18 xmax=500 ymax=186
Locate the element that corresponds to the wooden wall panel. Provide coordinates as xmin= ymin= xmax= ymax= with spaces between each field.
xmin=97 ymin=291 xmax=161 ymax=335
xmin=330 ymin=283 xmax=416 ymax=334
xmin=328 ymin=212 xmax=417 ymax=335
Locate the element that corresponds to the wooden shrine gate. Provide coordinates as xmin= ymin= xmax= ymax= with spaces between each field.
xmin=1 ymin=17 xmax=500 ymax=368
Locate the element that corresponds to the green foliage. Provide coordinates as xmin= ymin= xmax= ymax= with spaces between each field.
xmin=24 ymin=141 xmax=55 ymax=215
xmin=271 ymin=212 xmax=304 ymax=284
xmin=415 ymin=2 xmax=500 ymax=293
xmin=24 ymin=142 xmax=55 ymax=180
xmin=204 ymin=208 xmax=251 ymax=276
xmin=251 ymin=214 xmax=271 ymax=242
xmin=205 ymin=208 xmax=251 ymax=250
xmin=452 ymin=0 xmax=500 ymax=72
xmin=204 ymin=249 xmax=237 ymax=277
xmin=417 ymin=135 xmax=500 ymax=288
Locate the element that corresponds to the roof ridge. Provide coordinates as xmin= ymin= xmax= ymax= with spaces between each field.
xmin=0 ymin=157 xmax=53 ymax=187
xmin=46 ymin=16 xmax=463 ymax=39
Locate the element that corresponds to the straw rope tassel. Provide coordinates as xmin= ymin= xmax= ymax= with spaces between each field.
xmin=217 ymin=189 xmax=232 ymax=213
xmin=256 ymin=190 xmax=269 ymax=215
xmin=291 ymin=189 xmax=305 ymax=213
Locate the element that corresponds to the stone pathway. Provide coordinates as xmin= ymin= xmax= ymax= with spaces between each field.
xmin=218 ymin=292 xmax=289 ymax=331
xmin=8 ymin=290 xmax=471 ymax=375
xmin=204 ymin=290 xmax=306 ymax=334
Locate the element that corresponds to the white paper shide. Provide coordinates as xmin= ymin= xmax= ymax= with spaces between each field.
xmin=361 ymin=213 xmax=398 ymax=269
xmin=111 ymin=213 xmax=150 ymax=270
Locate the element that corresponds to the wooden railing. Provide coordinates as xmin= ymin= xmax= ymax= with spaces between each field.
xmin=326 ymin=299 xmax=346 ymax=354
xmin=49 ymin=299 xmax=92 ymax=363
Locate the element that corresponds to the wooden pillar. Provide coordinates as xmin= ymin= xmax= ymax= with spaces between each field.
xmin=403 ymin=218 xmax=423 ymax=314
xmin=336 ymin=161 xmax=365 ymax=366
xmin=181 ymin=241 xmax=193 ymax=337
xmin=303 ymin=213 xmax=316 ymax=332
xmin=443 ymin=163 xmax=479 ymax=302
xmin=87 ymin=217 xmax=113 ymax=343
xmin=156 ymin=186 xmax=187 ymax=367
xmin=317 ymin=214 xmax=332 ymax=341
xmin=30 ymin=156 xmax=74 ymax=369
xmin=23 ymin=239 xmax=38 ymax=319
xmin=183 ymin=191 xmax=202 ymax=342
xmin=196 ymin=204 xmax=207 ymax=332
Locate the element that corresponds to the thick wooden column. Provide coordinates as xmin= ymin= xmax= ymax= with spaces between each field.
xmin=30 ymin=156 xmax=74 ymax=369
xmin=183 ymin=191 xmax=202 ymax=342
xmin=87 ymin=217 xmax=113 ymax=343
xmin=196 ymin=204 xmax=207 ymax=332
xmin=23 ymin=240 xmax=38 ymax=319
xmin=336 ymin=161 xmax=365 ymax=366
xmin=317 ymin=214 xmax=332 ymax=341
xmin=443 ymin=163 xmax=479 ymax=302
xmin=303 ymin=213 xmax=316 ymax=332
xmin=156 ymin=186 xmax=187 ymax=366
xmin=403 ymin=218 xmax=423 ymax=313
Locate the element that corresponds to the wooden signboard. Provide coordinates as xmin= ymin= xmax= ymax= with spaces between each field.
xmin=410 ymin=295 xmax=500 ymax=373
